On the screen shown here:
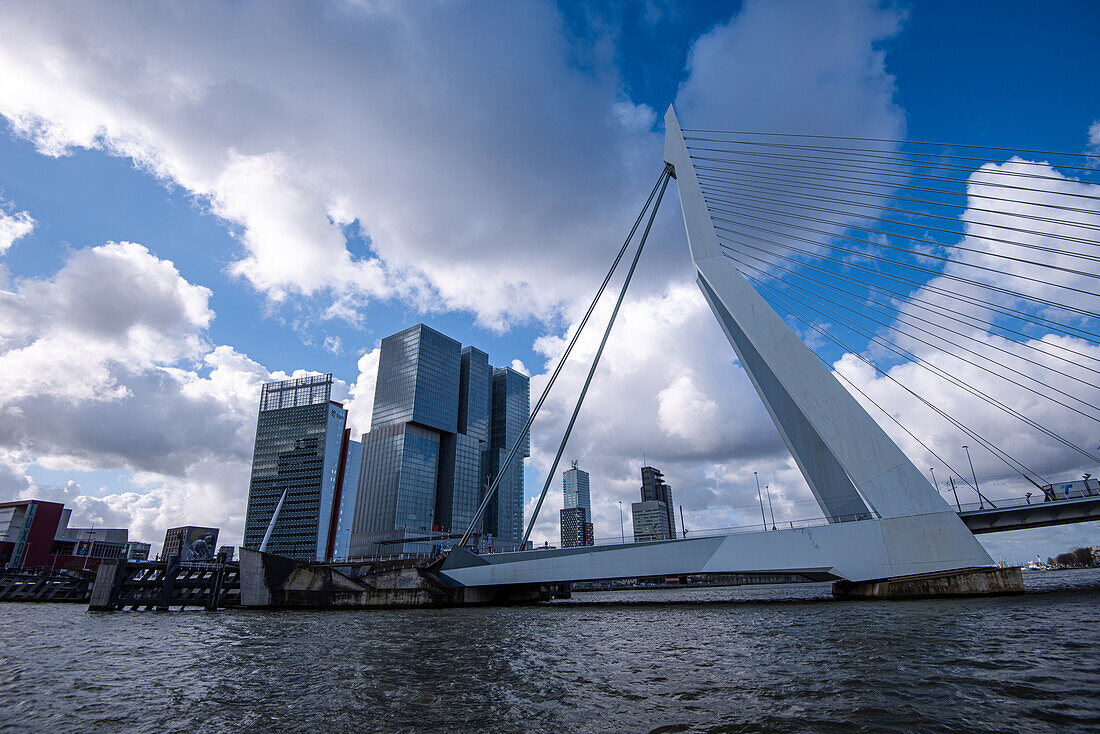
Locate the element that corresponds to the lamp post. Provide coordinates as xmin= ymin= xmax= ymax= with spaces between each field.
xmin=765 ymin=484 xmax=776 ymax=531
xmin=962 ymin=445 xmax=982 ymax=509
xmin=618 ymin=501 xmax=624 ymax=544
xmin=754 ymin=472 xmax=767 ymax=531
xmin=82 ymin=526 xmax=96 ymax=572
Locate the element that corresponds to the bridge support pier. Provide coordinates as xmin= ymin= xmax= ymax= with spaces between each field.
xmin=832 ymin=566 xmax=1023 ymax=599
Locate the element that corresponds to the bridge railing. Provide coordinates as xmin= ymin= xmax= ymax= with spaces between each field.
xmin=581 ymin=512 xmax=876 ymax=549
xmin=954 ymin=490 xmax=1099 ymax=514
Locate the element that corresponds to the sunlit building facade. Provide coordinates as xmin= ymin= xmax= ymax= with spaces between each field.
xmin=350 ymin=324 xmax=530 ymax=556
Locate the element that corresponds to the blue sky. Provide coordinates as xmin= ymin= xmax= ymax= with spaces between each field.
xmin=0 ymin=0 xmax=1097 ymax=561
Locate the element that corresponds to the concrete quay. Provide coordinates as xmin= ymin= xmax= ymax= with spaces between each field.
xmin=238 ymin=548 xmax=551 ymax=608
xmin=832 ymin=566 xmax=1024 ymax=599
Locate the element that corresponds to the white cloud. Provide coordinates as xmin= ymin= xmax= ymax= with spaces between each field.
xmin=345 ymin=347 xmax=380 ymax=439
xmin=0 ymin=206 xmax=34 ymax=254
xmin=0 ymin=1 xmax=664 ymax=329
xmin=1089 ymin=120 xmax=1100 ymax=153
xmin=0 ymin=240 xmax=354 ymax=549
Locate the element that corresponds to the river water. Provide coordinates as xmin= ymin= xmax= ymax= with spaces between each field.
xmin=1 ymin=569 xmax=1098 ymax=733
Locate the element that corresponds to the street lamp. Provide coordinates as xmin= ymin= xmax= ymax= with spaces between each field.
xmin=765 ymin=484 xmax=776 ymax=531
xmin=962 ymin=445 xmax=982 ymax=509
xmin=618 ymin=501 xmax=625 ymax=544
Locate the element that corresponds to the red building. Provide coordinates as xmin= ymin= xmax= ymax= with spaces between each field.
xmin=0 ymin=499 xmax=66 ymax=570
xmin=1 ymin=499 xmax=130 ymax=572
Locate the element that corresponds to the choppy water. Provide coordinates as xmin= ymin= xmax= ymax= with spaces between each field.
xmin=1 ymin=569 xmax=1098 ymax=733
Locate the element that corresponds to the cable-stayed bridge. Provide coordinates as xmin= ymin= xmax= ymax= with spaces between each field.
xmin=437 ymin=106 xmax=1100 ymax=598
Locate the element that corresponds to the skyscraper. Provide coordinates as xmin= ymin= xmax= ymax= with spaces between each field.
xmin=632 ymin=465 xmax=676 ymax=542
xmin=562 ymin=461 xmax=591 ymax=515
xmin=328 ymin=437 xmax=362 ymax=562
xmin=484 ymin=366 xmax=530 ymax=551
xmin=350 ymin=324 xmax=529 ymax=556
xmin=560 ymin=462 xmax=594 ymax=548
xmin=242 ymin=375 xmax=361 ymax=561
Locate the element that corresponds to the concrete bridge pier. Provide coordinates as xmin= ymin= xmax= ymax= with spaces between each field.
xmin=832 ymin=566 xmax=1024 ymax=599
xmin=238 ymin=548 xmax=548 ymax=608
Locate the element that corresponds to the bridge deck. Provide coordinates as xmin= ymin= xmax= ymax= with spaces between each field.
xmin=958 ymin=494 xmax=1100 ymax=534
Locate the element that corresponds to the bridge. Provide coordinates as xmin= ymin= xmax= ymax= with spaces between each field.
xmin=146 ymin=106 xmax=1099 ymax=609
xmin=434 ymin=106 xmax=1099 ymax=599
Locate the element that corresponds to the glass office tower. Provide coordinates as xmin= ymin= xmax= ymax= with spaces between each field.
xmin=242 ymin=375 xmax=348 ymax=561
xmin=483 ymin=366 xmax=530 ymax=551
xmin=350 ymin=325 xmax=530 ymax=557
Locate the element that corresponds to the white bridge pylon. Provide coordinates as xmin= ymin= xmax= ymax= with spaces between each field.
xmin=439 ymin=107 xmax=994 ymax=589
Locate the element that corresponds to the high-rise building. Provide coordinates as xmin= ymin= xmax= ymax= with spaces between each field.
xmin=242 ymin=374 xmax=361 ymax=561
xmin=350 ymin=324 xmax=530 ymax=556
xmin=328 ymin=437 xmax=362 ymax=562
xmin=560 ymin=462 xmax=594 ymax=548
xmin=632 ymin=465 xmax=676 ymax=542
xmin=560 ymin=507 xmax=594 ymax=548
xmin=483 ymin=366 xmax=530 ymax=551
xmin=562 ymin=462 xmax=591 ymax=515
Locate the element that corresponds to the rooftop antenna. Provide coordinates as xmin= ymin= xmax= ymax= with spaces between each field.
xmin=571 ymin=459 xmax=579 ymax=470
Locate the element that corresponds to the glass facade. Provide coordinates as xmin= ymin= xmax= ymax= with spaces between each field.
xmin=331 ymin=440 xmax=362 ymax=561
xmin=435 ymin=432 xmax=485 ymax=535
xmin=371 ymin=324 xmax=461 ymax=434
xmin=631 ymin=500 xmax=672 ymax=542
xmin=458 ymin=347 xmax=491 ymax=442
xmin=242 ymin=375 xmax=347 ymax=561
xmin=483 ymin=367 xmax=531 ymax=550
xmin=349 ymin=324 xmax=528 ymax=557
xmin=563 ymin=465 xmax=591 ymax=514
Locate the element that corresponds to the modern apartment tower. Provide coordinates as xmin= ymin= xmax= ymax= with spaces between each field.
xmin=242 ymin=375 xmax=361 ymax=561
xmin=632 ymin=465 xmax=676 ymax=542
xmin=350 ymin=324 xmax=530 ymax=556
xmin=560 ymin=462 xmax=594 ymax=548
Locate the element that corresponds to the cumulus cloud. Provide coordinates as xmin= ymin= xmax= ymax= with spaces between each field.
xmin=0 ymin=0 xmax=664 ymax=328
xmin=0 ymin=206 xmax=34 ymax=254
xmin=345 ymin=347 xmax=381 ymax=438
xmin=0 ymin=240 xmax=357 ymax=548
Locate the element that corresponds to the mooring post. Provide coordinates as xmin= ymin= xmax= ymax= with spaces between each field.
xmin=157 ymin=554 xmax=180 ymax=611
xmin=207 ymin=551 xmax=227 ymax=610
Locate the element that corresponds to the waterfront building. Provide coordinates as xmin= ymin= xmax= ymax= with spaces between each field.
xmin=632 ymin=465 xmax=676 ymax=542
xmin=350 ymin=324 xmax=530 ymax=556
xmin=560 ymin=507 xmax=594 ymax=548
xmin=0 ymin=499 xmax=65 ymax=569
xmin=328 ymin=438 xmax=362 ymax=562
xmin=0 ymin=498 xmax=150 ymax=572
xmin=50 ymin=521 xmax=129 ymax=572
xmin=560 ymin=462 xmax=594 ymax=548
xmin=125 ymin=541 xmax=151 ymax=561
xmin=162 ymin=526 xmax=220 ymax=561
xmin=483 ymin=365 xmax=530 ymax=551
xmin=242 ymin=374 xmax=362 ymax=561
